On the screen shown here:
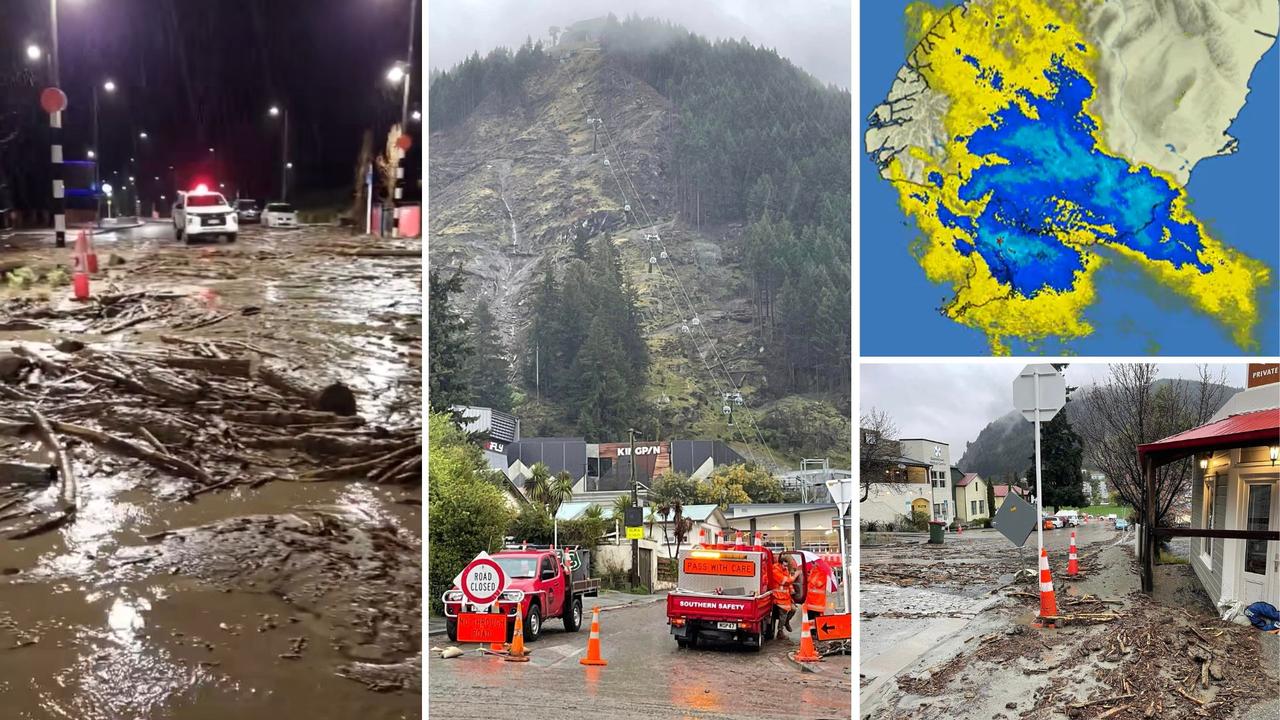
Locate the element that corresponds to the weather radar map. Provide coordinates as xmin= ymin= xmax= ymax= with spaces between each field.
xmin=864 ymin=0 xmax=1280 ymax=355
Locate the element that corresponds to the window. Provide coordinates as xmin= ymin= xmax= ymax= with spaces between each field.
xmin=266 ymin=202 xmax=294 ymax=212
xmin=1245 ymin=485 xmax=1272 ymax=575
xmin=540 ymin=556 xmax=556 ymax=579
xmin=187 ymin=193 xmax=226 ymax=207
xmin=971 ymin=500 xmax=978 ymax=515
xmin=1202 ymin=479 xmax=1215 ymax=559
xmin=934 ymin=503 xmax=943 ymax=518
xmin=979 ymin=500 xmax=986 ymax=515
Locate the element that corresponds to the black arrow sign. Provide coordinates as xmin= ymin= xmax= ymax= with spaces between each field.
xmin=821 ymin=622 xmax=836 ymax=633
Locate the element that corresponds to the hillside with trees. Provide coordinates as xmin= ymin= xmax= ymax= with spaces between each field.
xmin=428 ymin=15 xmax=850 ymax=462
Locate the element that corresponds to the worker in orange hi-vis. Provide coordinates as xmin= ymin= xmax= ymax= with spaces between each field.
xmin=770 ymin=555 xmax=801 ymax=638
xmin=804 ymin=561 xmax=828 ymax=641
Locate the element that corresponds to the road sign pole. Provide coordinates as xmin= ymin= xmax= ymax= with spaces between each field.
xmin=1034 ymin=372 xmax=1044 ymax=560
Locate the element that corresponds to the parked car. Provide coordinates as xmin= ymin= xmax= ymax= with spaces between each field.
xmin=235 ymin=198 xmax=261 ymax=223
xmin=1060 ymin=515 xmax=1081 ymax=527
xmin=262 ymin=202 xmax=297 ymax=228
xmin=1114 ymin=518 xmax=1130 ymax=530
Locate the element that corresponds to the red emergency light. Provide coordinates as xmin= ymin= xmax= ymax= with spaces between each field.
xmin=192 ymin=183 xmax=209 ymax=194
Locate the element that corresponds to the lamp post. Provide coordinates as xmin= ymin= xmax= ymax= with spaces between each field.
xmin=92 ymin=79 xmax=115 ymax=226
xmin=269 ymin=105 xmax=289 ymax=201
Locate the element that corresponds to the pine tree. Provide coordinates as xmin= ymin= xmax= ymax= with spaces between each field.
xmin=428 ymin=270 xmax=473 ymax=413
xmin=465 ymin=299 xmax=513 ymax=411
xmin=1024 ymin=376 xmax=1087 ymax=512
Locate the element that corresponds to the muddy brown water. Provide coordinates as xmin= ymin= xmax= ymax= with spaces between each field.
xmin=2 ymin=225 xmax=422 ymax=719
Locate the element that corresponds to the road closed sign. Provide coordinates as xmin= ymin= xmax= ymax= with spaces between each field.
xmin=460 ymin=553 xmax=506 ymax=607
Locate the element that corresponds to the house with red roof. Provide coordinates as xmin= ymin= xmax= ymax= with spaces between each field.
xmin=952 ymin=472 xmax=990 ymax=523
xmin=1136 ymin=363 xmax=1279 ymax=606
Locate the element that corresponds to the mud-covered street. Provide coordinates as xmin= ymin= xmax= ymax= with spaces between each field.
xmin=428 ymin=599 xmax=852 ymax=720
xmin=0 ymin=222 xmax=422 ymax=719
xmin=860 ymin=525 xmax=1280 ymax=720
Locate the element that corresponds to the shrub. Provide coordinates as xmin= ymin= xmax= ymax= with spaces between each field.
xmin=428 ymin=413 xmax=514 ymax=615
xmin=508 ymin=504 xmax=554 ymax=545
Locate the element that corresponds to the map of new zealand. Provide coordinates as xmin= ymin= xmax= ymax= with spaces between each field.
xmin=863 ymin=0 xmax=1279 ymax=355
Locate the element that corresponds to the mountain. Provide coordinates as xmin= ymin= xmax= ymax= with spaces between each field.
xmin=428 ymin=15 xmax=851 ymax=466
xmin=957 ymin=378 xmax=1241 ymax=480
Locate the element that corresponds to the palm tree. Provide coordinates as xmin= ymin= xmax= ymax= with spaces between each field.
xmin=611 ymin=494 xmax=632 ymax=524
xmin=524 ymin=463 xmax=552 ymax=507
xmin=547 ymin=471 xmax=575 ymax=515
xmin=583 ymin=504 xmax=605 ymax=521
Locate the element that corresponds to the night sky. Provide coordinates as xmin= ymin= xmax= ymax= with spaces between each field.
xmin=1 ymin=0 xmax=420 ymax=211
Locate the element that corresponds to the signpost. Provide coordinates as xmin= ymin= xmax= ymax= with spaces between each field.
xmin=1012 ymin=364 xmax=1066 ymax=579
xmin=826 ymin=476 xmax=853 ymax=611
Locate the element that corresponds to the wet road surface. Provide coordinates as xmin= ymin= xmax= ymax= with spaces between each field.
xmin=428 ymin=601 xmax=851 ymax=720
xmin=1 ymin=222 xmax=421 ymax=719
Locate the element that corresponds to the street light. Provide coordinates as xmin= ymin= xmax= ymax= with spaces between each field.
xmin=25 ymin=44 xmax=42 ymax=61
xmin=102 ymin=79 xmax=115 ymax=92
xmin=93 ymin=78 xmax=116 ymax=226
xmin=138 ymin=131 xmax=148 ymax=139
xmin=208 ymin=147 xmax=214 ymax=153
xmin=268 ymin=104 xmax=290 ymax=199
xmin=385 ymin=63 xmax=406 ymax=84
xmin=411 ymin=109 xmax=421 ymax=122
xmin=87 ymin=149 xmax=95 ymax=158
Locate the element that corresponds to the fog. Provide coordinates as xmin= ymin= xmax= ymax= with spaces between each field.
xmin=427 ymin=0 xmax=851 ymax=89
xmin=860 ymin=363 xmax=1247 ymax=455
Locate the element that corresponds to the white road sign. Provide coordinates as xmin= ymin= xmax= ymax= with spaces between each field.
xmin=1013 ymin=364 xmax=1066 ymax=423
xmin=455 ymin=551 xmax=507 ymax=608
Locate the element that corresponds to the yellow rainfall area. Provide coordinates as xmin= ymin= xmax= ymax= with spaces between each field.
xmin=890 ymin=0 xmax=1269 ymax=354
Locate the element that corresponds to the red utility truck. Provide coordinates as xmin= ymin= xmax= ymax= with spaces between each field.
xmin=666 ymin=544 xmax=808 ymax=650
xmin=443 ymin=547 xmax=600 ymax=642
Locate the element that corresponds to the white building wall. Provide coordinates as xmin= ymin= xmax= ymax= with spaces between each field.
xmin=861 ymin=483 xmax=932 ymax=525
xmin=899 ymin=439 xmax=953 ymax=523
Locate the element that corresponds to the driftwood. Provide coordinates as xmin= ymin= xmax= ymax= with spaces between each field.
xmin=298 ymin=443 xmax=419 ymax=481
xmin=6 ymin=506 xmax=76 ymax=540
xmin=31 ymin=409 xmax=76 ymax=508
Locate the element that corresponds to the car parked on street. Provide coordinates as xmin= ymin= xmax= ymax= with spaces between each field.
xmin=235 ymin=198 xmax=261 ymax=223
xmin=1114 ymin=518 xmax=1130 ymax=530
xmin=262 ymin=202 xmax=297 ymax=228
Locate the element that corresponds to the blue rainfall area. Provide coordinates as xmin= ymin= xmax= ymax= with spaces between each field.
xmin=941 ymin=58 xmax=1212 ymax=299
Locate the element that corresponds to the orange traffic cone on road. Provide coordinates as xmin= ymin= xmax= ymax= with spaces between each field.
xmin=958 ymin=523 xmax=963 ymax=535
xmin=85 ymin=229 xmax=99 ymax=273
xmin=71 ymin=231 xmax=90 ymax=300
xmin=698 ymin=528 xmax=706 ymax=547
xmin=504 ymin=608 xmax=530 ymax=663
xmin=1068 ymin=531 xmax=1079 ymax=576
xmin=1038 ymin=547 xmax=1059 ymax=623
xmin=579 ymin=606 xmax=607 ymax=666
xmin=792 ymin=608 xmax=822 ymax=663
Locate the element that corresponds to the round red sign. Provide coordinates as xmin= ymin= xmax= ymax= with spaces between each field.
xmin=40 ymin=87 xmax=67 ymax=114
xmin=395 ymin=133 xmax=413 ymax=151
xmin=460 ymin=557 xmax=505 ymax=606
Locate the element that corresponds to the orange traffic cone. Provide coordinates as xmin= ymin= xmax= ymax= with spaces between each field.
xmin=1038 ymin=547 xmax=1058 ymax=622
xmin=579 ymin=606 xmax=607 ymax=666
xmin=734 ymin=530 xmax=743 ymax=544
xmin=792 ymin=608 xmax=822 ymax=663
xmin=1068 ymin=531 xmax=1079 ymax=576
xmin=504 ymin=608 xmax=530 ymax=663
xmin=958 ymin=523 xmax=963 ymax=535
xmin=698 ymin=528 xmax=706 ymax=547
xmin=71 ymin=231 xmax=90 ymax=300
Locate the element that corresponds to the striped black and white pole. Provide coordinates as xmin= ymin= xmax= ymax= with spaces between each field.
xmin=51 ymin=107 xmax=65 ymax=247
xmin=391 ymin=150 xmax=405 ymax=238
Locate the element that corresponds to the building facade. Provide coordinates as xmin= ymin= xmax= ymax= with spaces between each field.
xmin=898 ymin=438 xmax=954 ymax=523
xmin=953 ymin=472 xmax=990 ymax=523
xmin=1176 ymin=371 xmax=1280 ymax=610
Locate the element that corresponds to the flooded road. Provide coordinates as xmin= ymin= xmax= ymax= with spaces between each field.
xmin=428 ymin=601 xmax=851 ymax=720
xmin=1 ymin=222 xmax=421 ymax=719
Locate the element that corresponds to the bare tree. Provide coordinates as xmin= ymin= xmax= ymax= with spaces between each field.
xmin=859 ymin=407 xmax=910 ymax=502
xmin=1075 ymin=364 xmax=1229 ymax=526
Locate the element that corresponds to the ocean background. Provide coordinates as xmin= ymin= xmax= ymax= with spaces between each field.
xmin=860 ymin=1 xmax=1280 ymax=356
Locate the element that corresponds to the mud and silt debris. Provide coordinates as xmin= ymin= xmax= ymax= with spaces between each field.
xmin=891 ymin=550 xmax=1275 ymax=720
xmin=0 ymin=339 xmax=420 ymax=538
xmin=115 ymin=511 xmax=420 ymax=680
